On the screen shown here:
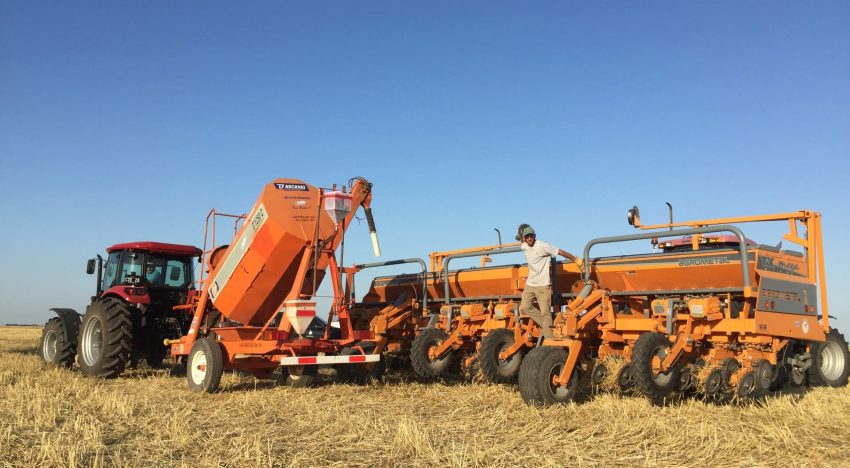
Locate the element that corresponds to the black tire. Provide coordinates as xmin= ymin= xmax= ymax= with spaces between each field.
xmin=808 ymin=329 xmax=850 ymax=387
xmin=518 ymin=346 xmax=579 ymax=406
xmin=618 ymin=363 xmax=636 ymax=394
xmin=411 ymin=328 xmax=455 ymax=379
xmin=39 ymin=317 xmax=78 ymax=368
xmin=336 ymin=342 xmax=385 ymax=384
xmin=187 ymin=337 xmax=224 ymax=393
xmin=77 ymin=298 xmax=133 ymax=378
xmin=479 ymin=328 xmax=525 ymax=384
xmin=285 ymin=365 xmax=318 ymax=388
xmin=631 ymin=332 xmax=681 ymax=402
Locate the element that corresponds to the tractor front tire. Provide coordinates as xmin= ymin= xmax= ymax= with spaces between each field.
xmin=410 ymin=328 xmax=455 ymax=379
xmin=39 ymin=316 xmax=78 ymax=368
xmin=479 ymin=328 xmax=524 ymax=384
xmin=808 ymin=329 xmax=850 ymax=387
xmin=187 ymin=337 xmax=224 ymax=393
xmin=78 ymin=298 xmax=133 ymax=378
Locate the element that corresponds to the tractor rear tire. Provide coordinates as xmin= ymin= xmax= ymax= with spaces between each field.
xmin=518 ymin=346 xmax=579 ymax=406
xmin=479 ymin=328 xmax=524 ymax=384
xmin=39 ymin=317 xmax=78 ymax=368
xmin=411 ymin=328 xmax=455 ymax=379
xmin=631 ymin=332 xmax=681 ymax=402
xmin=78 ymin=298 xmax=133 ymax=378
xmin=187 ymin=337 xmax=224 ymax=393
xmin=336 ymin=342 xmax=385 ymax=384
xmin=808 ymin=329 xmax=850 ymax=387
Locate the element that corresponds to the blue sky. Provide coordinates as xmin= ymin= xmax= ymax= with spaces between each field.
xmin=1 ymin=2 xmax=848 ymax=325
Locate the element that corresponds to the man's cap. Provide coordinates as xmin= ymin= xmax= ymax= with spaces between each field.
xmin=521 ymin=226 xmax=535 ymax=237
xmin=515 ymin=223 xmax=535 ymax=241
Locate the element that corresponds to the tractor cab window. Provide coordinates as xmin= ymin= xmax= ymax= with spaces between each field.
xmin=163 ymin=259 xmax=189 ymax=287
xmin=102 ymin=252 xmax=121 ymax=290
xmin=120 ymin=252 xmax=144 ymax=282
xmin=146 ymin=255 xmax=194 ymax=288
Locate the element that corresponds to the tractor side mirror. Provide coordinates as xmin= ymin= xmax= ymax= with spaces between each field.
xmin=170 ymin=267 xmax=181 ymax=281
xmin=86 ymin=259 xmax=96 ymax=274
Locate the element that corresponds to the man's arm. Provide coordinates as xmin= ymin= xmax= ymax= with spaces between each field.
xmin=558 ymin=249 xmax=577 ymax=262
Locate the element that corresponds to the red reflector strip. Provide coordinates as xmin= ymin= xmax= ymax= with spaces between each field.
xmin=295 ymin=310 xmax=315 ymax=317
xmin=280 ymin=354 xmax=380 ymax=366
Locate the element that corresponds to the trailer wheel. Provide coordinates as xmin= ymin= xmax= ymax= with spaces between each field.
xmin=411 ymin=328 xmax=454 ymax=379
xmin=187 ymin=337 xmax=224 ymax=393
xmin=39 ymin=317 xmax=78 ymax=368
xmin=631 ymin=332 xmax=681 ymax=402
xmin=479 ymin=328 xmax=525 ymax=384
xmin=518 ymin=346 xmax=579 ymax=406
xmin=336 ymin=342 xmax=385 ymax=384
xmin=285 ymin=365 xmax=318 ymax=388
xmin=78 ymin=298 xmax=133 ymax=378
xmin=808 ymin=329 xmax=850 ymax=387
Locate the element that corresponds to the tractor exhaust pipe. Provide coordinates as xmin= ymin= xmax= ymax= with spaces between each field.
xmin=666 ymin=202 xmax=673 ymax=230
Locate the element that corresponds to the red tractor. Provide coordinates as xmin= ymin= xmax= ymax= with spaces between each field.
xmin=39 ymin=241 xmax=201 ymax=377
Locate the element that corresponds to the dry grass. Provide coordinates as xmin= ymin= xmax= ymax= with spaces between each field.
xmin=2 ymin=326 xmax=849 ymax=467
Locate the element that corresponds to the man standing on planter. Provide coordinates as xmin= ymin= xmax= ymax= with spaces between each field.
xmin=517 ymin=224 xmax=577 ymax=339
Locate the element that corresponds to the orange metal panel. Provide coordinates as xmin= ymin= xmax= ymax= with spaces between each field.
xmin=754 ymin=311 xmax=826 ymax=341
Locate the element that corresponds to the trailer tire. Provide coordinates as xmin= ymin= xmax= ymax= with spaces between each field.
xmin=187 ymin=337 xmax=224 ymax=393
xmin=285 ymin=365 xmax=318 ymax=388
xmin=411 ymin=328 xmax=454 ymax=379
xmin=39 ymin=317 xmax=78 ymax=368
xmin=336 ymin=343 xmax=385 ymax=384
xmin=479 ymin=328 xmax=524 ymax=384
xmin=631 ymin=332 xmax=681 ymax=402
xmin=808 ymin=329 xmax=850 ymax=387
xmin=78 ymin=298 xmax=133 ymax=378
xmin=518 ymin=346 xmax=579 ymax=406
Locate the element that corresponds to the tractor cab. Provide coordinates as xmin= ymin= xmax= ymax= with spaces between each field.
xmin=92 ymin=243 xmax=202 ymax=350
xmin=94 ymin=242 xmax=201 ymax=306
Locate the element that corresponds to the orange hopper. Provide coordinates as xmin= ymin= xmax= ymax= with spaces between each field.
xmin=207 ymin=178 xmax=371 ymax=326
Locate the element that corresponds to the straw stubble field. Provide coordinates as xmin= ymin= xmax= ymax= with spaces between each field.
xmin=1 ymin=325 xmax=849 ymax=467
